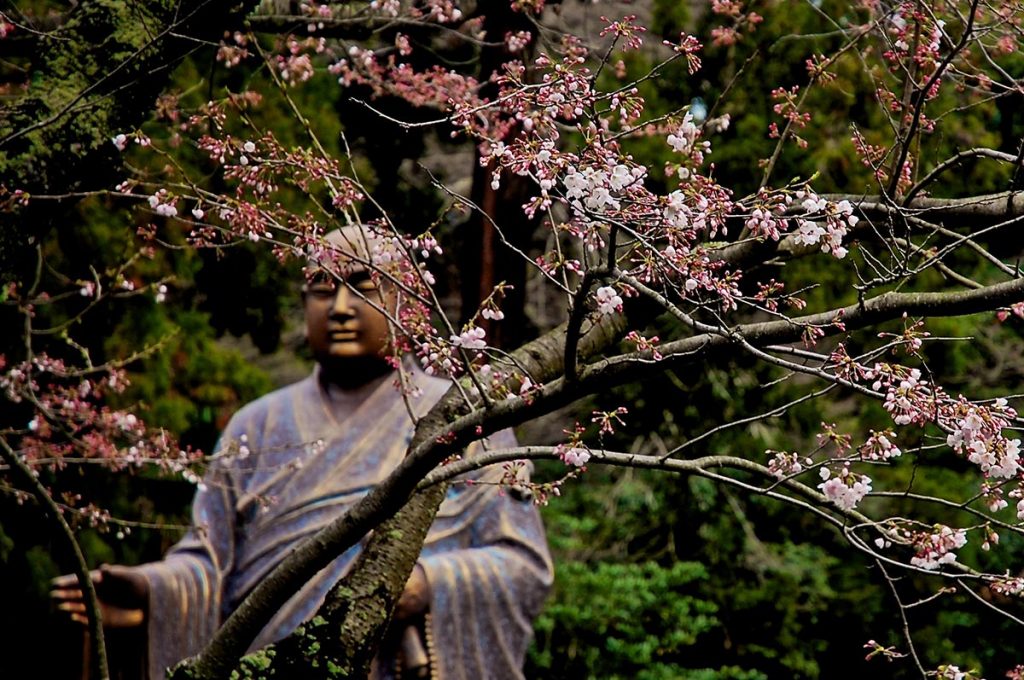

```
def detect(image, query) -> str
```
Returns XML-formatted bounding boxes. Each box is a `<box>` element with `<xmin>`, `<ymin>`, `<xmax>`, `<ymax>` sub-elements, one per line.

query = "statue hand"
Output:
<box><xmin>394</xmin><ymin>564</ymin><xmax>430</xmax><ymax>621</ymax></box>
<box><xmin>51</xmin><ymin>564</ymin><xmax>148</xmax><ymax>628</ymax></box>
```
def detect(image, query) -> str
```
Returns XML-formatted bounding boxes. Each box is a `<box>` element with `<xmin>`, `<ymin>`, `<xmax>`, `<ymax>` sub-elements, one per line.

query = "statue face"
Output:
<box><xmin>304</xmin><ymin>229</ymin><xmax>393</xmax><ymax>368</ymax></box>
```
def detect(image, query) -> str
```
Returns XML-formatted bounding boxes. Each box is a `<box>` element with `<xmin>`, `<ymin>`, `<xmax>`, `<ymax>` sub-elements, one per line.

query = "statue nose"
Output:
<box><xmin>332</xmin><ymin>286</ymin><xmax>356</xmax><ymax>316</ymax></box>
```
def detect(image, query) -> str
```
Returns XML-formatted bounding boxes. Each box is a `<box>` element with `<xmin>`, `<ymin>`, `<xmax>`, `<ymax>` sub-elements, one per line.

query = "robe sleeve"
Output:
<box><xmin>418</xmin><ymin>434</ymin><xmax>553</xmax><ymax>680</ymax></box>
<box><xmin>133</xmin><ymin>447</ymin><xmax>238</xmax><ymax>680</ymax></box>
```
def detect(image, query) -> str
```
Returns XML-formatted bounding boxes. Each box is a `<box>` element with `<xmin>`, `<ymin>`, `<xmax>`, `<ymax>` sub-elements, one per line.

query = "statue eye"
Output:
<box><xmin>349</xmin><ymin>274</ymin><xmax>379</xmax><ymax>293</ymax></box>
<box><xmin>306</xmin><ymin>282</ymin><xmax>336</xmax><ymax>298</ymax></box>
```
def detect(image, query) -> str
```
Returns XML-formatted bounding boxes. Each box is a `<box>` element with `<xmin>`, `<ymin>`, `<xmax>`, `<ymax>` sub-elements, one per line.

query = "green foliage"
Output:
<box><xmin>527</xmin><ymin>561</ymin><xmax>730</xmax><ymax>679</ymax></box>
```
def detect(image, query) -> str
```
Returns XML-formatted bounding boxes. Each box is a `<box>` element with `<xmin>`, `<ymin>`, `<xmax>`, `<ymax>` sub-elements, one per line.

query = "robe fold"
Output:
<box><xmin>136</xmin><ymin>365</ymin><xmax>552</xmax><ymax>680</ymax></box>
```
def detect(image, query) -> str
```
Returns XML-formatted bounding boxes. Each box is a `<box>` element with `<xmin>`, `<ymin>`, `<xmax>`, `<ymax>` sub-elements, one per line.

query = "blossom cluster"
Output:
<box><xmin>858</xmin><ymin>430</ymin><xmax>902</xmax><ymax>461</ymax></box>
<box><xmin>944</xmin><ymin>398</ymin><xmax>1021</xmax><ymax>481</ymax></box>
<box><xmin>594</xmin><ymin>286</ymin><xmax>623</xmax><ymax>316</ymax></box>
<box><xmin>868</xmin><ymin>365</ymin><xmax>936</xmax><ymax>426</ymax></box>
<box><xmin>743</xmin><ymin>191</ymin><xmax>790</xmax><ymax>242</ymax></box>
<box><xmin>1</xmin><ymin>353</ymin><xmax>190</xmax><ymax>476</ymax></box>
<box><xmin>909</xmin><ymin>525</ymin><xmax>968</xmax><ymax>570</ymax></box>
<box><xmin>275</xmin><ymin>37</ymin><xmax>325</xmax><ymax>85</ymax></box>
<box><xmin>818</xmin><ymin>464</ymin><xmax>872</xmax><ymax>511</ymax></box>
<box><xmin>791</xmin><ymin>193</ymin><xmax>858</xmax><ymax>259</ymax></box>
<box><xmin>557</xmin><ymin>445</ymin><xmax>591</xmax><ymax>467</ymax></box>
<box><xmin>767</xmin><ymin>450</ymin><xmax>810</xmax><ymax>478</ymax></box>
<box><xmin>852</xmin><ymin>359</ymin><xmax>1023</xmax><ymax>509</ymax></box>
<box><xmin>555</xmin><ymin>422</ymin><xmax>591</xmax><ymax>468</ymax></box>
<box><xmin>666</xmin><ymin>112</ymin><xmax>709</xmax><ymax>161</ymax></box>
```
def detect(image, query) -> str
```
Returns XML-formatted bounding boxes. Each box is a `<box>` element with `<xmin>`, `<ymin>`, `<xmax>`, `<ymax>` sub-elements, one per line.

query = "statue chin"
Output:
<box><xmin>317</xmin><ymin>353</ymin><xmax>392</xmax><ymax>387</ymax></box>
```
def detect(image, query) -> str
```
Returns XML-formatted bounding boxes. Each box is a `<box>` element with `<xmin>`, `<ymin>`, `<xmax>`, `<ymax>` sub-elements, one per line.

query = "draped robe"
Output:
<box><xmin>135</xmin><ymin>366</ymin><xmax>552</xmax><ymax>679</ymax></box>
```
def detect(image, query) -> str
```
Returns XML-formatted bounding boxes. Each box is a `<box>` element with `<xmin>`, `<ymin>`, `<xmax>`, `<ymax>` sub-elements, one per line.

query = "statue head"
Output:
<box><xmin>303</xmin><ymin>225</ymin><xmax>394</xmax><ymax>386</ymax></box>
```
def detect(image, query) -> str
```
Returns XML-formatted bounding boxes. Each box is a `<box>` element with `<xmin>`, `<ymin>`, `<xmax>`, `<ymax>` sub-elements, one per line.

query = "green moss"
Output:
<box><xmin>234</xmin><ymin>647</ymin><xmax>277</xmax><ymax>678</ymax></box>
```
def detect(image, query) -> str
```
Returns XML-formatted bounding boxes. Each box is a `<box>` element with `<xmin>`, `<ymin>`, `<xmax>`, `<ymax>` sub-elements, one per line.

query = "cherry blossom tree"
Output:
<box><xmin>3</xmin><ymin>1</ymin><xmax>1024</xmax><ymax>678</ymax></box>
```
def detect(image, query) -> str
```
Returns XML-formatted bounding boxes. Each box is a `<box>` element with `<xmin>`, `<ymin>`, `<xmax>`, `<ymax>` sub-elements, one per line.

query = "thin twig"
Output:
<box><xmin>0</xmin><ymin>437</ymin><xmax>109</xmax><ymax>680</ymax></box>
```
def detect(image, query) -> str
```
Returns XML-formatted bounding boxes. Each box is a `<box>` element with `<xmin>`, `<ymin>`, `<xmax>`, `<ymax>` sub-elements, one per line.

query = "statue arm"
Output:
<box><xmin>51</xmin><ymin>563</ymin><xmax>149</xmax><ymax>628</ymax></box>
<box><xmin>417</xmin><ymin>443</ymin><xmax>553</xmax><ymax>679</ymax></box>
<box><xmin>50</xmin><ymin>436</ymin><xmax>241</xmax><ymax>679</ymax></box>
<box><xmin>132</xmin><ymin>446</ymin><xmax>241</xmax><ymax>679</ymax></box>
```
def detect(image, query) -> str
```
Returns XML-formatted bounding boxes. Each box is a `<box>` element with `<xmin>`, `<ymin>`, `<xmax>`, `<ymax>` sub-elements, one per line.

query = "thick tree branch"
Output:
<box><xmin>483</xmin><ymin>276</ymin><xmax>1024</xmax><ymax>449</ymax></box>
<box><xmin>838</xmin><ymin>191</ymin><xmax>1024</xmax><ymax>222</ymax></box>
<box><xmin>715</xmin><ymin>191</ymin><xmax>1024</xmax><ymax>271</ymax></box>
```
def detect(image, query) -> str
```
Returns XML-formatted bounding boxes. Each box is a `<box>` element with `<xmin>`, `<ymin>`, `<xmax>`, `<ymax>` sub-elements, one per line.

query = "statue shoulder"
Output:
<box><xmin>222</xmin><ymin>374</ymin><xmax>316</xmax><ymax>437</ymax></box>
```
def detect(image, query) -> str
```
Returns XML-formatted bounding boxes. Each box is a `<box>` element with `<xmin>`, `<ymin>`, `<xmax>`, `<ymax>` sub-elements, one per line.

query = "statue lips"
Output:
<box><xmin>328</xmin><ymin>326</ymin><xmax>359</xmax><ymax>343</ymax></box>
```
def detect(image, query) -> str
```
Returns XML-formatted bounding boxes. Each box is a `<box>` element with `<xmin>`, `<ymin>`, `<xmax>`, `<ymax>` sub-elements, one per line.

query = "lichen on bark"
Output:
<box><xmin>0</xmin><ymin>0</ymin><xmax>258</xmax><ymax>275</ymax></box>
